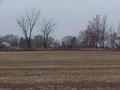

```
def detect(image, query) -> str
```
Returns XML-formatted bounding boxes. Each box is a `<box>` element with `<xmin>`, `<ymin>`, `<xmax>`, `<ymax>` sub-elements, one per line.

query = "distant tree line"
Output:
<box><xmin>0</xmin><ymin>9</ymin><xmax>120</xmax><ymax>50</ymax></box>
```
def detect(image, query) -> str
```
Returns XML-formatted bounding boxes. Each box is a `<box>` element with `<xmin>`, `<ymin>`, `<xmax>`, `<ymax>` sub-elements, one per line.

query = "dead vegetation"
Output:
<box><xmin>0</xmin><ymin>51</ymin><xmax>119</xmax><ymax>90</ymax></box>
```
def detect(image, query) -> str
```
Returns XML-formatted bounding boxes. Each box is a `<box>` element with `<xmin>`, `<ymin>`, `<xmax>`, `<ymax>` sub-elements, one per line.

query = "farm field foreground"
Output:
<box><xmin>0</xmin><ymin>51</ymin><xmax>119</xmax><ymax>90</ymax></box>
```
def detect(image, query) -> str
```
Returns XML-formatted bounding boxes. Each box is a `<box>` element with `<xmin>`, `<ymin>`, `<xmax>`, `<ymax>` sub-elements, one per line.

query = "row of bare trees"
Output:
<box><xmin>16</xmin><ymin>9</ymin><xmax>56</xmax><ymax>49</ymax></box>
<box><xmin>81</xmin><ymin>15</ymin><xmax>107</xmax><ymax>48</ymax></box>
<box><xmin>0</xmin><ymin>34</ymin><xmax>59</xmax><ymax>49</ymax></box>
<box><xmin>61</xmin><ymin>15</ymin><xmax>120</xmax><ymax>49</ymax></box>
<box><xmin>0</xmin><ymin>9</ymin><xmax>120</xmax><ymax>50</ymax></box>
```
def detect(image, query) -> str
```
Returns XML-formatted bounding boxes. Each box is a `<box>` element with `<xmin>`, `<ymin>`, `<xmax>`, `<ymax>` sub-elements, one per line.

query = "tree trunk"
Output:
<box><xmin>27</xmin><ymin>39</ymin><xmax>31</xmax><ymax>50</ymax></box>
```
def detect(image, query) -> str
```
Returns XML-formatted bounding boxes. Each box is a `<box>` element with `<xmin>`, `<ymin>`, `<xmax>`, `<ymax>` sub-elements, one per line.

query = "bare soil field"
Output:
<box><xmin>0</xmin><ymin>51</ymin><xmax>120</xmax><ymax>90</ymax></box>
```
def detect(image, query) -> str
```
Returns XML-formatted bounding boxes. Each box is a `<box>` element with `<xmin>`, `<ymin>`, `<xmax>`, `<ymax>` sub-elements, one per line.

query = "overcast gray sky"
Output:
<box><xmin>0</xmin><ymin>0</ymin><xmax>120</xmax><ymax>39</ymax></box>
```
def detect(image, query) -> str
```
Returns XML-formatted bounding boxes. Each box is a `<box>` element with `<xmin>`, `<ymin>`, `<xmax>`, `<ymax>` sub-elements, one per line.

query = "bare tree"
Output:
<box><xmin>17</xmin><ymin>9</ymin><xmax>40</xmax><ymax>49</ymax></box>
<box><xmin>109</xmin><ymin>27</ymin><xmax>118</xmax><ymax>48</ymax></box>
<box><xmin>34</xmin><ymin>35</ymin><xmax>44</xmax><ymax>48</ymax></box>
<box><xmin>117</xmin><ymin>23</ymin><xmax>120</xmax><ymax>48</ymax></box>
<box><xmin>100</xmin><ymin>16</ymin><xmax>107</xmax><ymax>48</ymax></box>
<box><xmin>40</xmin><ymin>19</ymin><xmax>56</xmax><ymax>49</ymax></box>
<box><xmin>19</xmin><ymin>37</ymin><xmax>26</xmax><ymax>48</ymax></box>
<box><xmin>47</xmin><ymin>37</ymin><xmax>55</xmax><ymax>48</ymax></box>
<box><xmin>62</xmin><ymin>36</ymin><xmax>77</xmax><ymax>49</ymax></box>
<box><xmin>2</xmin><ymin>34</ymin><xmax>19</xmax><ymax>48</ymax></box>
<box><xmin>83</xmin><ymin>15</ymin><xmax>107</xmax><ymax>48</ymax></box>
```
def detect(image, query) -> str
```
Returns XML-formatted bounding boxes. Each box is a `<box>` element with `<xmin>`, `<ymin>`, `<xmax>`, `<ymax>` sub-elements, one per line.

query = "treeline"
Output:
<box><xmin>0</xmin><ymin>9</ymin><xmax>120</xmax><ymax>50</ymax></box>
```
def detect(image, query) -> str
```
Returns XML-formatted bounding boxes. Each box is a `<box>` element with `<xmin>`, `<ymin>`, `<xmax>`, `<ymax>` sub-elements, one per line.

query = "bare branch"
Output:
<box><xmin>17</xmin><ymin>9</ymin><xmax>40</xmax><ymax>49</ymax></box>
<box><xmin>40</xmin><ymin>18</ymin><xmax>56</xmax><ymax>48</ymax></box>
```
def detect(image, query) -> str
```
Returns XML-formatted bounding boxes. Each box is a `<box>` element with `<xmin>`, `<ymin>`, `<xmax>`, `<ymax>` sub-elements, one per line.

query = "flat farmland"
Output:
<box><xmin>0</xmin><ymin>51</ymin><xmax>120</xmax><ymax>90</ymax></box>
